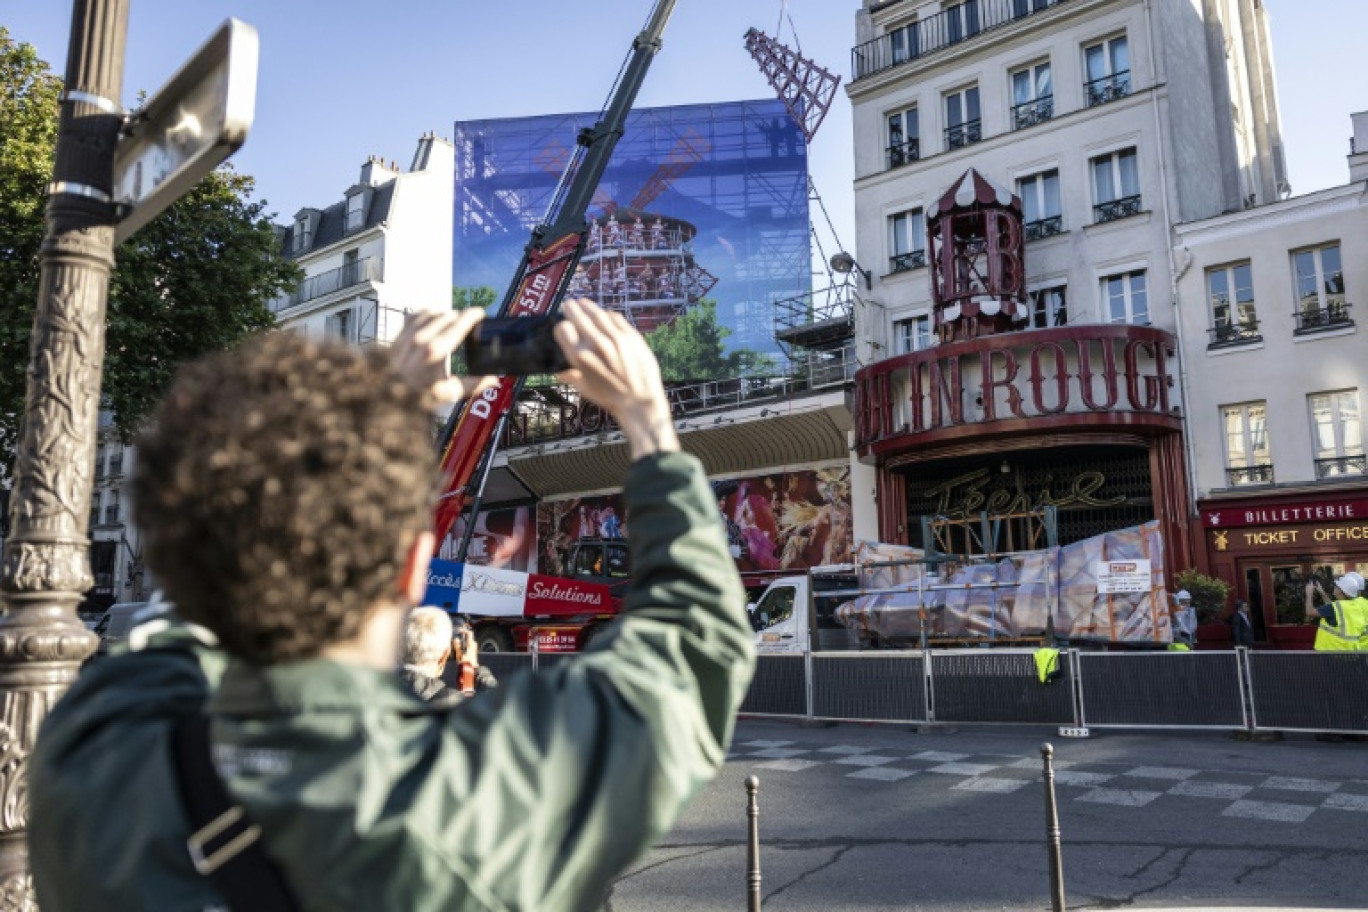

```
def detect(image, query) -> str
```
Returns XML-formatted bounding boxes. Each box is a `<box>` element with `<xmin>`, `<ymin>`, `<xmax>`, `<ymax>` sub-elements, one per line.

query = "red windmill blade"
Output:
<box><xmin>743</xmin><ymin>27</ymin><xmax>841</xmax><ymax>144</ymax></box>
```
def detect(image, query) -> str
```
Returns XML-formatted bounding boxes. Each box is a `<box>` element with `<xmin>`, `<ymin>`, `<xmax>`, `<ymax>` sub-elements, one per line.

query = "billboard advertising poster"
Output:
<box><xmin>453</xmin><ymin>100</ymin><xmax>810</xmax><ymax>379</ymax></box>
<box><xmin>437</xmin><ymin>505</ymin><xmax>536</xmax><ymax>572</ymax></box>
<box><xmin>424</xmin><ymin>560</ymin><xmax>527</xmax><ymax>618</ymax></box>
<box><xmin>536</xmin><ymin>465</ymin><xmax>852</xmax><ymax>578</ymax></box>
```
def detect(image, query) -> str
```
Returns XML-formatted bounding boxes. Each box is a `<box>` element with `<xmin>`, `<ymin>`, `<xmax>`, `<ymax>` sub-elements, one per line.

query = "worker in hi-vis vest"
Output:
<box><xmin>1304</xmin><ymin>571</ymin><xmax>1368</xmax><ymax>651</ymax></box>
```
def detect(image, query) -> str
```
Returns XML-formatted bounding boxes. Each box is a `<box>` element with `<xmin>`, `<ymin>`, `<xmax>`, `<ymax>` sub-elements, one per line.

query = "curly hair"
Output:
<box><xmin>132</xmin><ymin>332</ymin><xmax>437</xmax><ymax>664</ymax></box>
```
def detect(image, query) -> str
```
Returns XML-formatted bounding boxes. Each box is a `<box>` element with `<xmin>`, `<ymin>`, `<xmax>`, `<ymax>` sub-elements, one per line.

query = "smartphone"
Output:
<box><xmin>465</xmin><ymin>315</ymin><xmax>569</xmax><ymax>375</ymax></box>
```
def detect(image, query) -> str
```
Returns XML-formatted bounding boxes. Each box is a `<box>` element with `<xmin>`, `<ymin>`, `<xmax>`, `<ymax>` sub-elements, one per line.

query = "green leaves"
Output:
<box><xmin>0</xmin><ymin>29</ymin><xmax>301</xmax><ymax>458</ymax></box>
<box><xmin>643</xmin><ymin>299</ymin><xmax>773</xmax><ymax>381</ymax></box>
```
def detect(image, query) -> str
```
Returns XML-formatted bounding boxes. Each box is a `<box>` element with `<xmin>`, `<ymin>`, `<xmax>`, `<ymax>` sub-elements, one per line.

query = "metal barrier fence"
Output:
<box><xmin>736</xmin><ymin>649</ymin><xmax>1368</xmax><ymax>735</ymax></box>
<box><xmin>458</xmin><ymin>648</ymin><xmax>1368</xmax><ymax>736</ymax></box>
<box><xmin>1247</xmin><ymin>651</ymin><xmax>1368</xmax><ymax>733</ymax></box>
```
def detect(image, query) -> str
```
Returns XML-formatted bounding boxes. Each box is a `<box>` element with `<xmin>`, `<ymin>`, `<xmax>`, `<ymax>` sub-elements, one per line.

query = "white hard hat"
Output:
<box><xmin>1335</xmin><ymin>573</ymin><xmax>1364</xmax><ymax>598</ymax></box>
<box><xmin>1174</xmin><ymin>589</ymin><xmax>1192</xmax><ymax>603</ymax></box>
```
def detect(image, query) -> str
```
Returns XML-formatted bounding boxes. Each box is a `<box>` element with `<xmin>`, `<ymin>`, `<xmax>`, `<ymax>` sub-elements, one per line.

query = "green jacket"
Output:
<box><xmin>29</xmin><ymin>451</ymin><xmax>755</xmax><ymax>911</ymax></box>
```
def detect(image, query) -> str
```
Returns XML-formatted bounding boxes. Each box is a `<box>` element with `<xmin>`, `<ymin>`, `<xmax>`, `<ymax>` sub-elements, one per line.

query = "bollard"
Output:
<box><xmin>746</xmin><ymin>774</ymin><xmax>762</xmax><ymax>912</ymax></box>
<box><xmin>1041</xmin><ymin>744</ymin><xmax>1066</xmax><ymax>912</ymax></box>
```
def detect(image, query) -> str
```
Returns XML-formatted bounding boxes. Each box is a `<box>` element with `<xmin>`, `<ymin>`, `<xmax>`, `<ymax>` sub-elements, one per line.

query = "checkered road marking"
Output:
<box><xmin>727</xmin><ymin>739</ymin><xmax>1361</xmax><ymax>824</ymax></box>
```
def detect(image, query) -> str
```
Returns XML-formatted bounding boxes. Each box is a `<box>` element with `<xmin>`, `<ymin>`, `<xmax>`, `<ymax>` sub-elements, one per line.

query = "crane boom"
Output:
<box><xmin>434</xmin><ymin>0</ymin><xmax>679</xmax><ymax>549</ymax></box>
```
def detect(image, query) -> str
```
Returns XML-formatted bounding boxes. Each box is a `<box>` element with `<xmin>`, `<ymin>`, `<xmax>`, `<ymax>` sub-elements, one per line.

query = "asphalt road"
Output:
<box><xmin>606</xmin><ymin>720</ymin><xmax>1368</xmax><ymax>911</ymax></box>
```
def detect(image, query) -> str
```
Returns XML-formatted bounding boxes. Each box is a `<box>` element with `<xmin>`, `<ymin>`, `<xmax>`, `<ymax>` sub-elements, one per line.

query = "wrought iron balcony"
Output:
<box><xmin>1023</xmin><ymin>216</ymin><xmax>1062</xmax><ymax>241</ymax></box>
<box><xmin>1093</xmin><ymin>195</ymin><xmax>1142</xmax><ymax>223</ymax></box>
<box><xmin>851</xmin><ymin>0</ymin><xmax>1068</xmax><ymax>81</ymax></box>
<box><xmin>945</xmin><ymin>120</ymin><xmax>982</xmax><ymax>150</ymax></box>
<box><xmin>1227</xmin><ymin>465</ymin><xmax>1274</xmax><ymax>486</ymax></box>
<box><xmin>1207</xmin><ymin>320</ymin><xmax>1261</xmax><ymax>348</ymax></box>
<box><xmin>1316</xmin><ymin>455</ymin><xmax>1367</xmax><ymax>479</ymax></box>
<box><xmin>270</xmin><ymin>257</ymin><xmax>382</xmax><ymax>313</ymax></box>
<box><xmin>1085</xmin><ymin>71</ymin><xmax>1132</xmax><ymax>107</ymax></box>
<box><xmin>1012</xmin><ymin>96</ymin><xmax>1054</xmax><ymax>130</ymax></box>
<box><xmin>1294</xmin><ymin>302</ymin><xmax>1353</xmax><ymax>334</ymax></box>
<box><xmin>886</xmin><ymin>139</ymin><xmax>920</xmax><ymax>170</ymax></box>
<box><xmin>890</xmin><ymin>250</ymin><xmax>927</xmax><ymax>273</ymax></box>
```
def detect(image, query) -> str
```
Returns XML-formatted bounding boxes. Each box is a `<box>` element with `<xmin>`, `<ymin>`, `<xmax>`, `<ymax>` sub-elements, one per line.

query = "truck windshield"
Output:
<box><xmin>753</xmin><ymin>586</ymin><xmax>796</xmax><ymax>631</ymax></box>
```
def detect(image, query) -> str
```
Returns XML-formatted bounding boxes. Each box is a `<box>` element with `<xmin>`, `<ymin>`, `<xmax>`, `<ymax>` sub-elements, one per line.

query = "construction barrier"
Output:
<box><xmin>1077</xmin><ymin>651</ymin><xmax>1245</xmax><ymax>729</ymax></box>
<box><xmin>929</xmin><ymin>650</ymin><xmax>1076</xmax><ymax>725</ymax></box>
<box><xmin>811</xmin><ymin>652</ymin><xmax>928</xmax><ymax>723</ymax></box>
<box><xmin>740</xmin><ymin>655</ymin><xmax>808</xmax><ymax>716</ymax></box>
<box><xmin>1247</xmin><ymin>651</ymin><xmax>1368</xmax><ymax>734</ymax></box>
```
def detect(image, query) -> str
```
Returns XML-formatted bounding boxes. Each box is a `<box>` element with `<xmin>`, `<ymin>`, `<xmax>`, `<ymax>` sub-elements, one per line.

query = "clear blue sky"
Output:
<box><xmin>8</xmin><ymin>0</ymin><xmax>1366</xmax><ymax>252</ymax></box>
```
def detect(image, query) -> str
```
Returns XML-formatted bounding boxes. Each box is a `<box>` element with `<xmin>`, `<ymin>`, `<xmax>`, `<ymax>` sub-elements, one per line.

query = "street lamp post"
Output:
<box><xmin>0</xmin><ymin>0</ymin><xmax>129</xmax><ymax>896</ymax></box>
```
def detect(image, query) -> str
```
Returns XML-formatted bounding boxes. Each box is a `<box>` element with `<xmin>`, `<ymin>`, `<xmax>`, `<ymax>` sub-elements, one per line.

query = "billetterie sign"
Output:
<box><xmin>424</xmin><ymin>558</ymin><xmax>610</xmax><ymax>619</ymax></box>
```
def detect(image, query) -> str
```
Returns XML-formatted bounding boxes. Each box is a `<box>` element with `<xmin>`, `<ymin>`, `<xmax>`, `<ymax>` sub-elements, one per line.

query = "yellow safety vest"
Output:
<box><xmin>1034</xmin><ymin>648</ymin><xmax>1061</xmax><ymax>684</ymax></box>
<box><xmin>1313</xmin><ymin>596</ymin><xmax>1368</xmax><ymax>652</ymax></box>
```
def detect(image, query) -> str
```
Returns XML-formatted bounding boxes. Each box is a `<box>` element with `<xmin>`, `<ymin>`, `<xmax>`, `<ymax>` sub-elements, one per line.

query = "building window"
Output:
<box><xmin>94</xmin><ymin>446</ymin><xmax>105</xmax><ymax>480</ymax></box>
<box><xmin>1084</xmin><ymin>35</ymin><xmax>1131</xmax><ymax>106</ymax></box>
<box><xmin>897</xmin><ymin>315</ymin><xmax>933</xmax><ymax>354</ymax></box>
<box><xmin>944</xmin><ymin>86</ymin><xmax>981</xmax><ymax>150</ymax></box>
<box><xmin>108</xmin><ymin>446</ymin><xmax>123</xmax><ymax>476</ymax></box>
<box><xmin>292</xmin><ymin>217</ymin><xmax>310</xmax><ymax>253</ymax></box>
<box><xmin>1011</xmin><ymin>61</ymin><xmax>1053</xmax><ymax>129</ymax></box>
<box><xmin>1292</xmin><ymin>244</ymin><xmax>1350</xmax><ymax>332</ymax></box>
<box><xmin>1206</xmin><ymin>262</ymin><xmax>1260</xmax><ymax>347</ymax></box>
<box><xmin>945</xmin><ymin>0</ymin><xmax>981</xmax><ymax>43</ymax></box>
<box><xmin>886</xmin><ymin>107</ymin><xmax>919</xmax><ymax>169</ymax></box>
<box><xmin>1029</xmin><ymin>287</ymin><xmax>1067</xmax><ymax>328</ymax></box>
<box><xmin>1018</xmin><ymin>169</ymin><xmax>1062</xmax><ymax>240</ymax></box>
<box><xmin>1091</xmin><ymin>148</ymin><xmax>1141</xmax><ymax>222</ymax></box>
<box><xmin>104</xmin><ymin>489</ymin><xmax>120</xmax><ymax>526</ymax></box>
<box><xmin>345</xmin><ymin>193</ymin><xmax>365</xmax><ymax>234</ymax></box>
<box><xmin>1013</xmin><ymin>0</ymin><xmax>1054</xmax><ymax>14</ymax></box>
<box><xmin>888</xmin><ymin>209</ymin><xmax>926</xmax><ymax>273</ymax></box>
<box><xmin>1222</xmin><ymin>402</ymin><xmax>1273</xmax><ymax>486</ymax></box>
<box><xmin>1309</xmin><ymin>390</ymin><xmax>1365</xmax><ymax>478</ymax></box>
<box><xmin>89</xmin><ymin>493</ymin><xmax>100</xmax><ymax>530</ymax></box>
<box><xmin>1101</xmin><ymin>270</ymin><xmax>1148</xmax><ymax>325</ymax></box>
<box><xmin>327</xmin><ymin>308</ymin><xmax>354</xmax><ymax>343</ymax></box>
<box><xmin>889</xmin><ymin>20</ymin><xmax>919</xmax><ymax>64</ymax></box>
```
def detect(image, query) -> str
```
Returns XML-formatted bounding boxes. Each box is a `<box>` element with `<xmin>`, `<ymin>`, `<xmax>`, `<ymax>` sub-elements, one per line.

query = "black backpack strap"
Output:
<box><xmin>169</xmin><ymin>715</ymin><xmax>301</xmax><ymax>912</ymax></box>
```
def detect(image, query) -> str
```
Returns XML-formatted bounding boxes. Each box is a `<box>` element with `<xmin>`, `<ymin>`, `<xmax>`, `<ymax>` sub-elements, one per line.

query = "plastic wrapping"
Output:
<box><xmin>834</xmin><ymin>521</ymin><xmax>1171</xmax><ymax>645</ymax></box>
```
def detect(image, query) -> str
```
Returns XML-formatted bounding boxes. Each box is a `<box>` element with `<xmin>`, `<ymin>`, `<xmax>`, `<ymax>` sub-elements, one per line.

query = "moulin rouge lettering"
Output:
<box><xmin>856</xmin><ymin>331</ymin><xmax>1177</xmax><ymax>447</ymax></box>
<box><xmin>925</xmin><ymin>467</ymin><xmax>1125</xmax><ymax>519</ymax></box>
<box><xmin>529</xmin><ymin>581</ymin><xmax>602</xmax><ymax>606</ymax></box>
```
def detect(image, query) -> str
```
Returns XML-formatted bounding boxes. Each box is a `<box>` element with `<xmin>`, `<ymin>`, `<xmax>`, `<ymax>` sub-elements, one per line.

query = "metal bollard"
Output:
<box><xmin>746</xmin><ymin>774</ymin><xmax>762</xmax><ymax>911</ymax></box>
<box><xmin>1041</xmin><ymin>744</ymin><xmax>1066</xmax><ymax>912</ymax></box>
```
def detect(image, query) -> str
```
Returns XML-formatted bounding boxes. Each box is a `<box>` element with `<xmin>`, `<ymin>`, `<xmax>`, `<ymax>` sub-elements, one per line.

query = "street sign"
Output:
<box><xmin>112</xmin><ymin>19</ymin><xmax>258</xmax><ymax>244</ymax></box>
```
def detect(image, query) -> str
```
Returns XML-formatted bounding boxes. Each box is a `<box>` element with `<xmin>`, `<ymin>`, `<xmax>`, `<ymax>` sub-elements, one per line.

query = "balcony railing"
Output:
<box><xmin>1316</xmin><ymin>455</ymin><xmax>1367</xmax><ymax>479</ymax></box>
<box><xmin>1012</xmin><ymin>96</ymin><xmax>1054</xmax><ymax>130</ymax></box>
<box><xmin>886</xmin><ymin>138</ymin><xmax>920</xmax><ymax>169</ymax></box>
<box><xmin>1094</xmin><ymin>195</ymin><xmax>1142</xmax><ymax>223</ymax></box>
<box><xmin>1085</xmin><ymin>71</ymin><xmax>1132</xmax><ymax>107</ymax></box>
<box><xmin>1294</xmin><ymin>302</ymin><xmax>1353</xmax><ymax>334</ymax></box>
<box><xmin>1207</xmin><ymin>320</ymin><xmax>1261</xmax><ymax>348</ymax></box>
<box><xmin>1227</xmin><ymin>465</ymin><xmax>1274</xmax><ymax>486</ymax></box>
<box><xmin>270</xmin><ymin>257</ymin><xmax>381</xmax><ymax>313</ymax></box>
<box><xmin>945</xmin><ymin>120</ymin><xmax>982</xmax><ymax>150</ymax></box>
<box><xmin>890</xmin><ymin>250</ymin><xmax>927</xmax><ymax>273</ymax></box>
<box><xmin>1023</xmin><ymin>216</ymin><xmax>1063</xmax><ymax>241</ymax></box>
<box><xmin>851</xmin><ymin>0</ymin><xmax>1068</xmax><ymax>81</ymax></box>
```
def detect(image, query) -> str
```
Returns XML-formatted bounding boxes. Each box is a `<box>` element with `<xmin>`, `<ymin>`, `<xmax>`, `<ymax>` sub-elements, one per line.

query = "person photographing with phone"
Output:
<box><xmin>399</xmin><ymin>609</ymin><xmax>498</xmax><ymax>705</ymax></box>
<box><xmin>28</xmin><ymin>298</ymin><xmax>755</xmax><ymax>911</ymax></box>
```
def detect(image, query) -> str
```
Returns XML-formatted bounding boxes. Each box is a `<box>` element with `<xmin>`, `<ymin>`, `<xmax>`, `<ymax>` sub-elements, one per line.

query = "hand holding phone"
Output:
<box><xmin>464</xmin><ymin>315</ymin><xmax>569</xmax><ymax>376</ymax></box>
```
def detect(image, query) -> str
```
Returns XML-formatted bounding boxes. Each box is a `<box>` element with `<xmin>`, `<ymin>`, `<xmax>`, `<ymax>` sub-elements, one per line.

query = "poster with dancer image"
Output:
<box><xmin>536</xmin><ymin>465</ymin><xmax>852</xmax><ymax>579</ymax></box>
<box><xmin>437</xmin><ymin>505</ymin><xmax>537</xmax><ymax>573</ymax></box>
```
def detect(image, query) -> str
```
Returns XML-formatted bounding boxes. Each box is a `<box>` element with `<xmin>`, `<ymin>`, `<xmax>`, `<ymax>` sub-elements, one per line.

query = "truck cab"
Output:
<box><xmin>565</xmin><ymin>538</ymin><xmax>631</xmax><ymax>595</ymax></box>
<box><xmin>749</xmin><ymin>567</ymin><xmax>857</xmax><ymax>654</ymax></box>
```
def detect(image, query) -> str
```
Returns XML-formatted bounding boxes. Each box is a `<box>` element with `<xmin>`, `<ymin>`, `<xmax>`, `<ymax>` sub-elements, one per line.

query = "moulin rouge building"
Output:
<box><xmin>846</xmin><ymin>0</ymin><xmax>1290</xmax><ymax>582</ymax></box>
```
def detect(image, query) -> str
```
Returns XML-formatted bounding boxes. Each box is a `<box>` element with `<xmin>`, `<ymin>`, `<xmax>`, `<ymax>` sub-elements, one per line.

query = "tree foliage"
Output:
<box><xmin>452</xmin><ymin>285</ymin><xmax>497</xmax><ymax>311</ymax></box>
<box><xmin>644</xmin><ymin>299</ymin><xmax>773</xmax><ymax>381</ymax></box>
<box><xmin>0</xmin><ymin>29</ymin><xmax>300</xmax><ymax>459</ymax></box>
<box><xmin>1174</xmin><ymin>568</ymin><xmax>1231</xmax><ymax>625</ymax></box>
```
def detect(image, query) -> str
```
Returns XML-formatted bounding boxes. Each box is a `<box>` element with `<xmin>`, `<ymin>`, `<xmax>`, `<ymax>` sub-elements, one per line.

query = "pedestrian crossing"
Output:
<box><xmin>726</xmin><ymin>738</ymin><xmax>1368</xmax><ymax>825</ymax></box>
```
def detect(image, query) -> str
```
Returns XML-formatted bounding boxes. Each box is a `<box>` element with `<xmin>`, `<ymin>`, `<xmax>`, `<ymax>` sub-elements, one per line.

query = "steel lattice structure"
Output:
<box><xmin>743</xmin><ymin>28</ymin><xmax>841</xmax><ymax>143</ymax></box>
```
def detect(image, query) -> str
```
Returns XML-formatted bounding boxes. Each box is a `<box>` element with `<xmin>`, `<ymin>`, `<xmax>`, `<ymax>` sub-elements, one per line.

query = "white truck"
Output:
<box><xmin>748</xmin><ymin>567</ymin><xmax>857</xmax><ymax>654</ymax></box>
